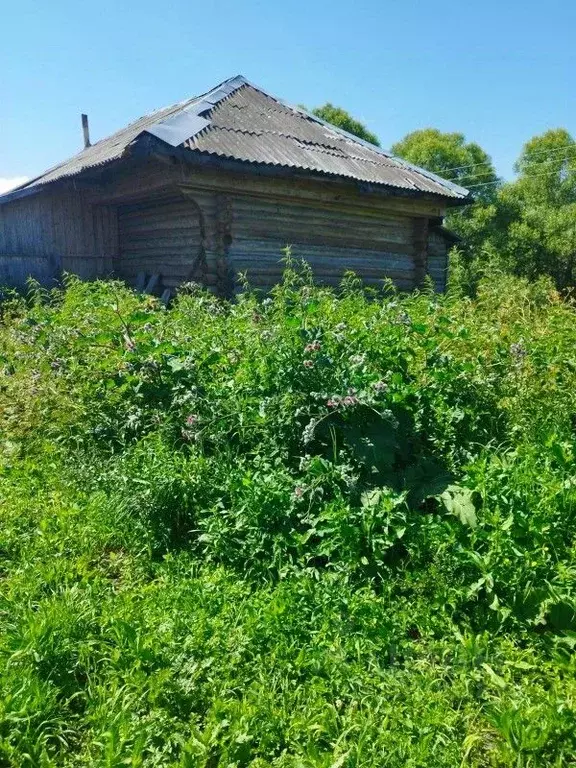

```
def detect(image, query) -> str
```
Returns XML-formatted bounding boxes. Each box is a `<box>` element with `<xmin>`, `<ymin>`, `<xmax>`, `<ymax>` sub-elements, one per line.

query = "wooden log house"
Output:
<box><xmin>0</xmin><ymin>76</ymin><xmax>470</xmax><ymax>296</ymax></box>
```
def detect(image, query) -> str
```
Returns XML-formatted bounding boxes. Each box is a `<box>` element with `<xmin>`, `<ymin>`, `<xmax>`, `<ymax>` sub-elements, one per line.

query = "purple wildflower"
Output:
<box><xmin>327</xmin><ymin>392</ymin><xmax>359</xmax><ymax>408</ymax></box>
<box><xmin>510</xmin><ymin>342</ymin><xmax>527</xmax><ymax>360</ymax></box>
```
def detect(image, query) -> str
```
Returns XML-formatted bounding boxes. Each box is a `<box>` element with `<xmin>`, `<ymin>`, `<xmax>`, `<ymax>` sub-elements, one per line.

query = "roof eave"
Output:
<box><xmin>0</xmin><ymin>131</ymin><xmax>471</xmax><ymax>207</ymax></box>
<box><xmin>0</xmin><ymin>182</ymin><xmax>47</xmax><ymax>205</ymax></box>
<box><xmin>134</xmin><ymin>134</ymin><xmax>470</xmax><ymax>204</ymax></box>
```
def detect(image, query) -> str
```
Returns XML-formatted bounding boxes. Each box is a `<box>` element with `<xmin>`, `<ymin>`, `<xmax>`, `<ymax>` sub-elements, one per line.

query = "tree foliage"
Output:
<box><xmin>311</xmin><ymin>102</ymin><xmax>381</xmax><ymax>146</ymax></box>
<box><xmin>393</xmin><ymin>126</ymin><xmax>576</xmax><ymax>291</ymax></box>
<box><xmin>391</xmin><ymin>128</ymin><xmax>499</xmax><ymax>202</ymax></box>
<box><xmin>492</xmin><ymin>130</ymin><xmax>576</xmax><ymax>286</ymax></box>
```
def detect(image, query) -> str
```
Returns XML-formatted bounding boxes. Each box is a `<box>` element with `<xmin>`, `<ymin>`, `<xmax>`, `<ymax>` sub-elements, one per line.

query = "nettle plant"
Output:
<box><xmin>44</xmin><ymin>270</ymin><xmax>497</xmax><ymax>482</ymax></box>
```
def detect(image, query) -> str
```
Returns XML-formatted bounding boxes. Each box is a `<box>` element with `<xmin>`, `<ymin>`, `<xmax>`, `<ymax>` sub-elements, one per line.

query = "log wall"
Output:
<box><xmin>0</xmin><ymin>157</ymin><xmax>450</xmax><ymax>293</ymax></box>
<box><xmin>229</xmin><ymin>196</ymin><xmax>416</xmax><ymax>291</ymax></box>
<box><xmin>117</xmin><ymin>195</ymin><xmax>206</xmax><ymax>289</ymax></box>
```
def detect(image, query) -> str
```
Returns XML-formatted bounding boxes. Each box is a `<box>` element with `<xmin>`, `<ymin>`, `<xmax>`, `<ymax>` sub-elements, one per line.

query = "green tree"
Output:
<box><xmin>391</xmin><ymin>128</ymin><xmax>499</xmax><ymax>203</ymax></box>
<box><xmin>311</xmin><ymin>103</ymin><xmax>380</xmax><ymax>146</ymax></box>
<box><xmin>391</xmin><ymin>129</ymin><xmax>502</xmax><ymax>293</ymax></box>
<box><xmin>492</xmin><ymin>129</ymin><xmax>576</xmax><ymax>287</ymax></box>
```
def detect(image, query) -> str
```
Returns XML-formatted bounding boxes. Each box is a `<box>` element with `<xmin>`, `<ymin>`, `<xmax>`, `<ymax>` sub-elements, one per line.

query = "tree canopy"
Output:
<box><xmin>391</xmin><ymin>128</ymin><xmax>499</xmax><ymax>203</ymax></box>
<box><xmin>392</xmin><ymin>126</ymin><xmax>576</xmax><ymax>291</ymax></box>
<box><xmin>492</xmin><ymin>130</ymin><xmax>576</xmax><ymax>286</ymax></box>
<box><xmin>311</xmin><ymin>103</ymin><xmax>380</xmax><ymax>146</ymax></box>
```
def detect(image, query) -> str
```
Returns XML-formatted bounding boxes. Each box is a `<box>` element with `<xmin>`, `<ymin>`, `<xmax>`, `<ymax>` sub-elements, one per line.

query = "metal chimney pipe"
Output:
<box><xmin>81</xmin><ymin>114</ymin><xmax>91</xmax><ymax>148</ymax></box>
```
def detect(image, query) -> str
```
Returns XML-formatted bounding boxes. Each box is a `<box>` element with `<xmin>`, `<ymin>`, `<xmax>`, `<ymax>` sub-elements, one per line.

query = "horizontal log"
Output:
<box><xmin>233</xmin><ymin>230</ymin><xmax>412</xmax><ymax>251</ymax></box>
<box><xmin>119</xmin><ymin>198</ymin><xmax>198</xmax><ymax>213</ymax></box>
<box><xmin>229</xmin><ymin>244</ymin><xmax>412</xmax><ymax>271</ymax></box>
<box><xmin>119</xmin><ymin>237</ymin><xmax>202</xmax><ymax>251</ymax></box>
<box><xmin>232</xmin><ymin>198</ymin><xmax>410</xmax><ymax>226</ymax></box>
<box><xmin>118</xmin><ymin>264</ymin><xmax>200</xmax><ymax>276</ymax></box>
<box><xmin>232</xmin><ymin>217</ymin><xmax>411</xmax><ymax>234</ymax></box>
<box><xmin>232</xmin><ymin>213</ymin><xmax>412</xmax><ymax>243</ymax></box>
<box><xmin>428</xmin><ymin>257</ymin><xmax>447</xmax><ymax>268</ymax></box>
<box><xmin>118</xmin><ymin>216</ymin><xmax>203</xmax><ymax>234</ymax></box>
<box><xmin>118</xmin><ymin>241</ymin><xmax>200</xmax><ymax>257</ymax></box>
<box><xmin>119</xmin><ymin>211</ymin><xmax>203</xmax><ymax>228</ymax></box>
<box><xmin>177</xmin><ymin>170</ymin><xmax>446</xmax><ymax>217</ymax></box>
<box><xmin>230</xmin><ymin>245</ymin><xmax>412</xmax><ymax>264</ymax></box>
<box><xmin>230</xmin><ymin>243</ymin><xmax>410</xmax><ymax>258</ymax></box>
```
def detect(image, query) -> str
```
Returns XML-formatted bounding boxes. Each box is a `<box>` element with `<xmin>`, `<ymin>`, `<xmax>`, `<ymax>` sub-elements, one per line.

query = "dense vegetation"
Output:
<box><xmin>392</xmin><ymin>128</ymin><xmax>576</xmax><ymax>293</ymax></box>
<box><xmin>1</xmin><ymin>266</ymin><xmax>576</xmax><ymax>766</ymax></box>
<box><xmin>312</xmin><ymin>104</ymin><xmax>576</xmax><ymax>292</ymax></box>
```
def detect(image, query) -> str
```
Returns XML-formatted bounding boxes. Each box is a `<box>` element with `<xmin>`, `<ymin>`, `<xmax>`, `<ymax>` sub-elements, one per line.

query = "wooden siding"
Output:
<box><xmin>0</xmin><ymin>189</ymin><xmax>117</xmax><ymax>286</ymax></box>
<box><xmin>0</xmin><ymin>196</ymin><xmax>52</xmax><ymax>256</ymax></box>
<box><xmin>0</xmin><ymin>196</ymin><xmax>58</xmax><ymax>286</ymax></box>
<box><xmin>52</xmin><ymin>191</ymin><xmax>115</xmax><ymax>279</ymax></box>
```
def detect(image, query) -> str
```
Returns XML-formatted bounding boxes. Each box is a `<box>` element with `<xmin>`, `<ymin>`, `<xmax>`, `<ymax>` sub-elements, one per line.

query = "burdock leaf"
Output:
<box><xmin>439</xmin><ymin>485</ymin><xmax>477</xmax><ymax>527</ymax></box>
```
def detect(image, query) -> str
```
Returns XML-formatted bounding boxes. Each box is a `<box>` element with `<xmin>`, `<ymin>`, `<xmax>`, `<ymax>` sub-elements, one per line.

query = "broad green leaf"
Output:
<box><xmin>439</xmin><ymin>484</ymin><xmax>477</xmax><ymax>527</ymax></box>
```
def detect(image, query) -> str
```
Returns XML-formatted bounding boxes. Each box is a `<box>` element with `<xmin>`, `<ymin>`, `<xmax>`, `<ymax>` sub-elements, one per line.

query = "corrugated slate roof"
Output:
<box><xmin>1</xmin><ymin>75</ymin><xmax>470</xmax><ymax>203</ymax></box>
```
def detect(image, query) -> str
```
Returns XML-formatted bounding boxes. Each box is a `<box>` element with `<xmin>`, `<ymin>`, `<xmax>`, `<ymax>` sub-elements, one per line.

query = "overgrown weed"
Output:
<box><xmin>1</xmin><ymin>266</ymin><xmax>575</xmax><ymax>765</ymax></box>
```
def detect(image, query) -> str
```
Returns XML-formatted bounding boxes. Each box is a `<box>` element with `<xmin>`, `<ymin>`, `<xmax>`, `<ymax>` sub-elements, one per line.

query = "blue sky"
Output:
<box><xmin>1</xmin><ymin>0</ymin><xmax>574</xmax><ymax>192</ymax></box>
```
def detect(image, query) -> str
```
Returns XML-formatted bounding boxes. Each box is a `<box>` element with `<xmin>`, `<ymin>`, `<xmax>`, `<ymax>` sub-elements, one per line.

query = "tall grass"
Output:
<box><xmin>1</xmin><ymin>265</ymin><xmax>575</xmax><ymax>766</ymax></box>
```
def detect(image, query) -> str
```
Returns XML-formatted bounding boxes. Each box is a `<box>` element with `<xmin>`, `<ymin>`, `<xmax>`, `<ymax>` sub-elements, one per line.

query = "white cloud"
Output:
<box><xmin>0</xmin><ymin>176</ymin><xmax>29</xmax><ymax>195</ymax></box>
